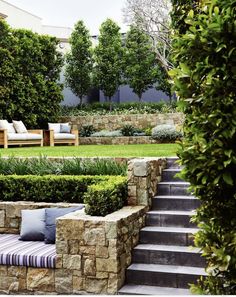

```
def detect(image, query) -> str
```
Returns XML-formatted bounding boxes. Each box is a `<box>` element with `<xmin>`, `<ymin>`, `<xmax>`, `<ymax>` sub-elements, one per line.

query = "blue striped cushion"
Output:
<box><xmin>0</xmin><ymin>234</ymin><xmax>56</xmax><ymax>268</ymax></box>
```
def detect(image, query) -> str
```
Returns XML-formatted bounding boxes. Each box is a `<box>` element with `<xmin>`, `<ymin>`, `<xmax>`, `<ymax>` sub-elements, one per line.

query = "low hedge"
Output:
<box><xmin>84</xmin><ymin>176</ymin><xmax>127</xmax><ymax>216</ymax></box>
<box><xmin>0</xmin><ymin>175</ymin><xmax>128</xmax><ymax>216</ymax></box>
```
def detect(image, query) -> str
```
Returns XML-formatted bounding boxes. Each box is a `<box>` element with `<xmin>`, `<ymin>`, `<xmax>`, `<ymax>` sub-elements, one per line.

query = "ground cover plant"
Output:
<box><xmin>0</xmin><ymin>144</ymin><xmax>178</xmax><ymax>157</ymax></box>
<box><xmin>60</xmin><ymin>101</ymin><xmax>177</xmax><ymax>116</ymax></box>
<box><xmin>0</xmin><ymin>157</ymin><xmax>127</xmax><ymax>176</ymax></box>
<box><xmin>171</xmin><ymin>0</ymin><xmax>236</xmax><ymax>294</ymax></box>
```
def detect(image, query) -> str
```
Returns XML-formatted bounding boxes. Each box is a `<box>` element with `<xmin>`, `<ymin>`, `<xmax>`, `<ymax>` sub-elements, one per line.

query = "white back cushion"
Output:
<box><xmin>13</xmin><ymin>120</ymin><xmax>28</xmax><ymax>133</ymax></box>
<box><xmin>48</xmin><ymin>123</ymin><xmax>61</xmax><ymax>133</ymax></box>
<box><xmin>0</xmin><ymin>120</ymin><xmax>16</xmax><ymax>133</ymax></box>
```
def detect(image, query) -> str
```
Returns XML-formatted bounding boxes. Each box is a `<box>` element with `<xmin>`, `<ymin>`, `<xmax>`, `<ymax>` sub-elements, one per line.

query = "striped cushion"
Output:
<box><xmin>0</xmin><ymin>234</ymin><xmax>56</xmax><ymax>268</ymax></box>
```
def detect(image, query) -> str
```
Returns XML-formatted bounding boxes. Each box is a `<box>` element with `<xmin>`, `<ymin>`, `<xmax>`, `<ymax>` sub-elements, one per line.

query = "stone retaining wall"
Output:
<box><xmin>0</xmin><ymin>201</ymin><xmax>82</xmax><ymax>234</ymax></box>
<box><xmin>61</xmin><ymin>112</ymin><xmax>184</xmax><ymax>131</ymax></box>
<box><xmin>0</xmin><ymin>203</ymin><xmax>146</xmax><ymax>294</ymax></box>
<box><xmin>127</xmin><ymin>158</ymin><xmax>167</xmax><ymax>207</ymax></box>
<box><xmin>80</xmin><ymin>136</ymin><xmax>163</xmax><ymax>145</ymax></box>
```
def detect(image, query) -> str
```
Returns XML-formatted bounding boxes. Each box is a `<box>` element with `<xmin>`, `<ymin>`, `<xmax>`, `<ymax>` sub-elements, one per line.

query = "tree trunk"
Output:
<box><xmin>109</xmin><ymin>97</ymin><xmax>112</xmax><ymax>111</ymax></box>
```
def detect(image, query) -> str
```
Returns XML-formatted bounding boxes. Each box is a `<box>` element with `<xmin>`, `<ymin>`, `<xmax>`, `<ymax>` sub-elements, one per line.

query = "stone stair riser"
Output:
<box><xmin>152</xmin><ymin>197</ymin><xmax>200</xmax><ymax>211</ymax></box>
<box><xmin>146</xmin><ymin>213</ymin><xmax>196</xmax><ymax>228</ymax></box>
<box><xmin>162</xmin><ymin>171</ymin><xmax>183</xmax><ymax>182</ymax></box>
<box><xmin>132</xmin><ymin>249</ymin><xmax>205</xmax><ymax>267</ymax></box>
<box><xmin>140</xmin><ymin>230</ymin><xmax>195</xmax><ymax>246</ymax></box>
<box><xmin>158</xmin><ymin>185</ymin><xmax>191</xmax><ymax>196</ymax></box>
<box><xmin>126</xmin><ymin>269</ymin><xmax>202</xmax><ymax>289</ymax></box>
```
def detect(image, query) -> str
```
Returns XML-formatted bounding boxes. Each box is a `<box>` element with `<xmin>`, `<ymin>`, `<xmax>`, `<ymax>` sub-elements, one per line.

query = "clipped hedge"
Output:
<box><xmin>84</xmin><ymin>176</ymin><xmax>127</xmax><ymax>216</ymax></box>
<box><xmin>0</xmin><ymin>175</ymin><xmax>128</xmax><ymax>216</ymax></box>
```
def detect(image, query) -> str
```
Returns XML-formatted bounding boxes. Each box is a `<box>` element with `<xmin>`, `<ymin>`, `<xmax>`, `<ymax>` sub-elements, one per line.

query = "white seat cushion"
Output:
<box><xmin>48</xmin><ymin>123</ymin><xmax>61</xmax><ymax>133</ymax></box>
<box><xmin>8</xmin><ymin>133</ymin><xmax>42</xmax><ymax>141</ymax></box>
<box><xmin>54</xmin><ymin>133</ymin><xmax>75</xmax><ymax>140</ymax></box>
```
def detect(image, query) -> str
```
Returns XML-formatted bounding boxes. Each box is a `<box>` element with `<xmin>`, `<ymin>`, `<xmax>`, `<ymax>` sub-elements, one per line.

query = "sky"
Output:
<box><xmin>6</xmin><ymin>0</ymin><xmax>128</xmax><ymax>35</ymax></box>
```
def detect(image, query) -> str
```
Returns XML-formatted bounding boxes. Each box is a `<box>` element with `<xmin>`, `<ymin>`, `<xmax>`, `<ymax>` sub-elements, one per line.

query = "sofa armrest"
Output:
<box><xmin>0</xmin><ymin>129</ymin><xmax>8</xmax><ymax>148</ymax></box>
<box><xmin>71</xmin><ymin>129</ymin><xmax>79</xmax><ymax>146</ymax></box>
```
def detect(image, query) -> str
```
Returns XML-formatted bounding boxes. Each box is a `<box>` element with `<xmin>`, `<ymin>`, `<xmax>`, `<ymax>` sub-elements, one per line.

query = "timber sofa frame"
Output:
<box><xmin>44</xmin><ymin>129</ymin><xmax>79</xmax><ymax>146</ymax></box>
<box><xmin>0</xmin><ymin>129</ymin><xmax>43</xmax><ymax>148</ymax></box>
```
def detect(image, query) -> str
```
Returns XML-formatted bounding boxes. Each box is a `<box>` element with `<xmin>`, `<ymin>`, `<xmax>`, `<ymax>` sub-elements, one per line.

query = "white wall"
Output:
<box><xmin>0</xmin><ymin>0</ymin><xmax>42</xmax><ymax>33</ymax></box>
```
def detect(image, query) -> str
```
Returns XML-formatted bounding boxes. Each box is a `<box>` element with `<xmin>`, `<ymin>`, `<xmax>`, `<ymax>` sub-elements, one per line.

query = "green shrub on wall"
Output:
<box><xmin>0</xmin><ymin>175</ymin><xmax>128</xmax><ymax>216</ymax></box>
<box><xmin>170</xmin><ymin>0</ymin><xmax>236</xmax><ymax>294</ymax></box>
<box><xmin>0</xmin><ymin>20</ymin><xmax>63</xmax><ymax>128</ymax></box>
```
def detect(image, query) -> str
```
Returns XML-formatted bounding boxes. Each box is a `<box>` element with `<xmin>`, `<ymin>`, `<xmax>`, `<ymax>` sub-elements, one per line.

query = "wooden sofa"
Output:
<box><xmin>44</xmin><ymin>129</ymin><xmax>79</xmax><ymax>147</ymax></box>
<box><xmin>0</xmin><ymin>129</ymin><xmax>43</xmax><ymax>148</ymax></box>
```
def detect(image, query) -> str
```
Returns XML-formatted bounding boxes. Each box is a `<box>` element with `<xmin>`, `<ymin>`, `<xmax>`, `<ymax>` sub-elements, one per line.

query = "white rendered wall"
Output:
<box><xmin>0</xmin><ymin>0</ymin><xmax>42</xmax><ymax>33</ymax></box>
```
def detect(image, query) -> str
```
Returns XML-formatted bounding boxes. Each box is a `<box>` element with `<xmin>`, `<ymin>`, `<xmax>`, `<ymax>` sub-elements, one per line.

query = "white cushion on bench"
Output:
<box><xmin>8</xmin><ymin>133</ymin><xmax>42</xmax><ymax>141</ymax></box>
<box><xmin>0</xmin><ymin>234</ymin><xmax>56</xmax><ymax>268</ymax></box>
<box><xmin>54</xmin><ymin>133</ymin><xmax>75</xmax><ymax>140</ymax></box>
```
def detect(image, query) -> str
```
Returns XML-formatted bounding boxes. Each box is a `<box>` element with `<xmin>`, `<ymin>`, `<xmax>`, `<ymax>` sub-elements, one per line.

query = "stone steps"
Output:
<box><xmin>132</xmin><ymin>244</ymin><xmax>205</xmax><ymax>267</ymax></box>
<box><xmin>146</xmin><ymin>210</ymin><xmax>196</xmax><ymax>228</ymax></box>
<box><xmin>126</xmin><ymin>263</ymin><xmax>207</xmax><ymax>288</ymax></box>
<box><xmin>118</xmin><ymin>158</ymin><xmax>204</xmax><ymax>295</ymax></box>
<box><xmin>119</xmin><ymin>284</ymin><xmax>191</xmax><ymax>295</ymax></box>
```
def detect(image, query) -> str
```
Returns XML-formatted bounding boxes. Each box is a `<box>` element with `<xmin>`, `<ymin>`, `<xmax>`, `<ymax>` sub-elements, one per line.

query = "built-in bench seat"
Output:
<box><xmin>0</xmin><ymin>234</ymin><xmax>56</xmax><ymax>269</ymax></box>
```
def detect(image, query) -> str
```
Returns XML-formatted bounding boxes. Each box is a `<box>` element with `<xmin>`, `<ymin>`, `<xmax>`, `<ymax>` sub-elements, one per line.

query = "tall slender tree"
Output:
<box><xmin>65</xmin><ymin>20</ymin><xmax>93</xmax><ymax>107</ymax></box>
<box><xmin>123</xmin><ymin>25</ymin><xmax>157</xmax><ymax>101</ymax></box>
<box><xmin>93</xmin><ymin>19</ymin><xmax>123</xmax><ymax>111</ymax></box>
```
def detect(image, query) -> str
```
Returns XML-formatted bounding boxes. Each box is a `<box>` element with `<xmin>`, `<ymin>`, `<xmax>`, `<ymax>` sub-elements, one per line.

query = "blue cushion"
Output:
<box><xmin>60</xmin><ymin>123</ymin><xmax>71</xmax><ymax>133</ymax></box>
<box><xmin>44</xmin><ymin>205</ymin><xmax>84</xmax><ymax>244</ymax></box>
<box><xmin>19</xmin><ymin>209</ymin><xmax>45</xmax><ymax>241</ymax></box>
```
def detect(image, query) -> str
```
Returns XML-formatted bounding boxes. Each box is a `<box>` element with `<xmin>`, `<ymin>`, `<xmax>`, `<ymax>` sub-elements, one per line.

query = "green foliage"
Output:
<box><xmin>0</xmin><ymin>20</ymin><xmax>63</xmax><ymax>128</ymax></box>
<box><xmin>123</xmin><ymin>25</ymin><xmax>157</xmax><ymax>101</ymax></box>
<box><xmin>154</xmin><ymin>65</ymin><xmax>172</xmax><ymax>102</ymax></box>
<box><xmin>0</xmin><ymin>157</ymin><xmax>127</xmax><ymax>176</ymax></box>
<box><xmin>91</xmin><ymin>130</ymin><xmax>122</xmax><ymax>137</ymax></box>
<box><xmin>65</xmin><ymin>21</ymin><xmax>93</xmax><ymax>107</ymax></box>
<box><xmin>84</xmin><ymin>176</ymin><xmax>127</xmax><ymax>216</ymax></box>
<box><xmin>80</xmin><ymin>125</ymin><xmax>96</xmax><ymax>137</ymax></box>
<box><xmin>60</xmin><ymin>101</ymin><xmax>177</xmax><ymax>116</ymax></box>
<box><xmin>170</xmin><ymin>0</ymin><xmax>236</xmax><ymax>294</ymax></box>
<box><xmin>93</xmin><ymin>19</ymin><xmax>123</xmax><ymax>110</ymax></box>
<box><xmin>151</xmin><ymin>124</ymin><xmax>182</xmax><ymax>142</ymax></box>
<box><xmin>0</xmin><ymin>174</ymin><xmax>127</xmax><ymax>216</ymax></box>
<box><xmin>121</xmin><ymin>124</ymin><xmax>136</xmax><ymax>136</ymax></box>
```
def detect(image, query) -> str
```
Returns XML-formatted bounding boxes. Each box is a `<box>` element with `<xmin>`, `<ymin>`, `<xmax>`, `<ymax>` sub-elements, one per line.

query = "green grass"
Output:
<box><xmin>0</xmin><ymin>144</ymin><xmax>178</xmax><ymax>158</ymax></box>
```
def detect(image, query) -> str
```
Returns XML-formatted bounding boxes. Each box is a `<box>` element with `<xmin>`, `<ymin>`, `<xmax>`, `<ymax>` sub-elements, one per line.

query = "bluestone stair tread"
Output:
<box><xmin>163</xmin><ymin>169</ymin><xmax>182</xmax><ymax>172</ymax></box>
<box><xmin>118</xmin><ymin>284</ymin><xmax>191</xmax><ymax>295</ymax></box>
<box><xmin>128</xmin><ymin>263</ymin><xmax>207</xmax><ymax>276</ymax></box>
<box><xmin>158</xmin><ymin>181</ymin><xmax>190</xmax><ymax>185</ymax></box>
<box><xmin>154</xmin><ymin>195</ymin><xmax>196</xmax><ymax>199</ymax></box>
<box><xmin>142</xmin><ymin>226</ymin><xmax>198</xmax><ymax>233</ymax></box>
<box><xmin>147</xmin><ymin>210</ymin><xmax>196</xmax><ymax>216</ymax></box>
<box><xmin>134</xmin><ymin>244</ymin><xmax>201</xmax><ymax>253</ymax></box>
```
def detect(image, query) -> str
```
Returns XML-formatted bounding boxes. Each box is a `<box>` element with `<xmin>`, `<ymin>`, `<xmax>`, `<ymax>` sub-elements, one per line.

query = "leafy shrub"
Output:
<box><xmin>0</xmin><ymin>175</ymin><xmax>102</xmax><ymax>203</ymax></box>
<box><xmin>121</xmin><ymin>125</ymin><xmax>136</xmax><ymax>136</ymax></box>
<box><xmin>60</xmin><ymin>101</ymin><xmax>177</xmax><ymax>117</ymax></box>
<box><xmin>84</xmin><ymin>176</ymin><xmax>127</xmax><ymax>216</ymax></box>
<box><xmin>0</xmin><ymin>20</ymin><xmax>63</xmax><ymax>128</ymax></box>
<box><xmin>91</xmin><ymin>130</ymin><xmax>122</xmax><ymax>137</ymax></box>
<box><xmin>151</xmin><ymin>124</ymin><xmax>183</xmax><ymax>142</ymax></box>
<box><xmin>80</xmin><ymin>125</ymin><xmax>96</xmax><ymax>137</ymax></box>
<box><xmin>0</xmin><ymin>175</ymin><xmax>128</xmax><ymax>216</ymax></box>
<box><xmin>144</xmin><ymin>127</ymin><xmax>152</xmax><ymax>136</ymax></box>
<box><xmin>170</xmin><ymin>0</ymin><xmax>236</xmax><ymax>294</ymax></box>
<box><xmin>0</xmin><ymin>157</ymin><xmax>127</xmax><ymax>176</ymax></box>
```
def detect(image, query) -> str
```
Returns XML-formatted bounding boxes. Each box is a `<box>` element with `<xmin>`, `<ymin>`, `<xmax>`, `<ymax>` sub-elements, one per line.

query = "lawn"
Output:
<box><xmin>0</xmin><ymin>144</ymin><xmax>178</xmax><ymax>157</ymax></box>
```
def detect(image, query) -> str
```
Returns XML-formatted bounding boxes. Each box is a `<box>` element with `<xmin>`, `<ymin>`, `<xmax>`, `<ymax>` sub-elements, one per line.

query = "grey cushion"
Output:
<box><xmin>19</xmin><ymin>209</ymin><xmax>45</xmax><ymax>241</ymax></box>
<box><xmin>60</xmin><ymin>123</ymin><xmax>71</xmax><ymax>133</ymax></box>
<box><xmin>8</xmin><ymin>133</ymin><xmax>42</xmax><ymax>141</ymax></box>
<box><xmin>44</xmin><ymin>205</ymin><xmax>84</xmax><ymax>244</ymax></box>
<box><xmin>54</xmin><ymin>133</ymin><xmax>75</xmax><ymax>140</ymax></box>
<box><xmin>13</xmin><ymin>120</ymin><xmax>28</xmax><ymax>133</ymax></box>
